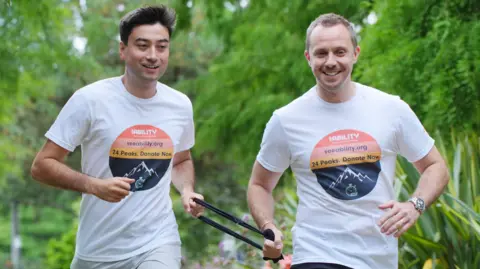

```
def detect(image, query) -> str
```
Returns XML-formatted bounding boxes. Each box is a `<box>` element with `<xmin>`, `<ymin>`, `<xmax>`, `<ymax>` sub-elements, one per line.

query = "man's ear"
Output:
<box><xmin>304</xmin><ymin>50</ymin><xmax>311</xmax><ymax>66</ymax></box>
<box><xmin>353</xmin><ymin>46</ymin><xmax>361</xmax><ymax>64</ymax></box>
<box><xmin>119</xmin><ymin>42</ymin><xmax>127</xmax><ymax>60</ymax></box>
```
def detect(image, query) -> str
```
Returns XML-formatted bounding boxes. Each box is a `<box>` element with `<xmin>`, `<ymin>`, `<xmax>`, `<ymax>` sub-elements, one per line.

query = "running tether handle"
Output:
<box><xmin>193</xmin><ymin>198</ymin><xmax>284</xmax><ymax>263</ymax></box>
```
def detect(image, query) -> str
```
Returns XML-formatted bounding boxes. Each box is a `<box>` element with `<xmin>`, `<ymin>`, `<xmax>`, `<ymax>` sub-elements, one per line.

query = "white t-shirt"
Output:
<box><xmin>257</xmin><ymin>83</ymin><xmax>434</xmax><ymax>269</ymax></box>
<box><xmin>45</xmin><ymin>76</ymin><xmax>194</xmax><ymax>262</ymax></box>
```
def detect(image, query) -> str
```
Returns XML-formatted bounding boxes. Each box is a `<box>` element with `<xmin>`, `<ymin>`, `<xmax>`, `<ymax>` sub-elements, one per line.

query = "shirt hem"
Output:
<box><xmin>74</xmin><ymin>238</ymin><xmax>181</xmax><ymax>262</ymax></box>
<box><xmin>292</xmin><ymin>257</ymin><xmax>358</xmax><ymax>269</ymax></box>
<box><xmin>45</xmin><ymin>132</ymin><xmax>76</xmax><ymax>152</ymax></box>
<box><xmin>177</xmin><ymin>142</ymin><xmax>194</xmax><ymax>153</ymax></box>
<box><xmin>256</xmin><ymin>156</ymin><xmax>286</xmax><ymax>173</ymax></box>
<box><xmin>407</xmin><ymin>138</ymin><xmax>435</xmax><ymax>163</ymax></box>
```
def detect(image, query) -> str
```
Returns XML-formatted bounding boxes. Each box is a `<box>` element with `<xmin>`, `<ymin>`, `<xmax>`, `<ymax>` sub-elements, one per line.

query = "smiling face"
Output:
<box><xmin>305</xmin><ymin>24</ymin><xmax>360</xmax><ymax>93</ymax></box>
<box><xmin>119</xmin><ymin>23</ymin><xmax>170</xmax><ymax>83</ymax></box>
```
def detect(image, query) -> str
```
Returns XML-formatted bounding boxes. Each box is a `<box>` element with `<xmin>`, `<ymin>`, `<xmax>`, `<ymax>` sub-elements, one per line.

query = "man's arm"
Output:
<box><xmin>31</xmin><ymin>140</ymin><xmax>133</xmax><ymax>202</ymax></box>
<box><xmin>378</xmin><ymin>146</ymin><xmax>449</xmax><ymax>237</ymax></box>
<box><xmin>411</xmin><ymin>146</ymin><xmax>449</xmax><ymax>207</ymax></box>
<box><xmin>247</xmin><ymin>160</ymin><xmax>284</xmax><ymax>258</ymax></box>
<box><xmin>31</xmin><ymin>140</ymin><xmax>96</xmax><ymax>193</ymax></box>
<box><xmin>171</xmin><ymin>150</ymin><xmax>195</xmax><ymax>194</ymax></box>
<box><xmin>247</xmin><ymin>161</ymin><xmax>283</xmax><ymax>229</ymax></box>
<box><xmin>171</xmin><ymin>150</ymin><xmax>203</xmax><ymax>216</ymax></box>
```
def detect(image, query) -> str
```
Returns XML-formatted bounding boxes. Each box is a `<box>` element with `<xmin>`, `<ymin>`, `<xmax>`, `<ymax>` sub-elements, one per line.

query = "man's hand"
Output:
<box><xmin>378</xmin><ymin>200</ymin><xmax>420</xmax><ymax>238</ymax></box>
<box><xmin>262</xmin><ymin>223</ymin><xmax>284</xmax><ymax>259</ymax></box>
<box><xmin>87</xmin><ymin>177</ymin><xmax>134</xmax><ymax>203</ymax></box>
<box><xmin>181</xmin><ymin>191</ymin><xmax>204</xmax><ymax>217</ymax></box>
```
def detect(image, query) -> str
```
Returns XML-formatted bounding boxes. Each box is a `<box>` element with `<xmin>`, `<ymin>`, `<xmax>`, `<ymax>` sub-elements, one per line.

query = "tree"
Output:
<box><xmin>354</xmin><ymin>0</ymin><xmax>480</xmax><ymax>134</ymax></box>
<box><xmin>0</xmin><ymin>0</ymin><xmax>96</xmax><ymax>266</ymax></box>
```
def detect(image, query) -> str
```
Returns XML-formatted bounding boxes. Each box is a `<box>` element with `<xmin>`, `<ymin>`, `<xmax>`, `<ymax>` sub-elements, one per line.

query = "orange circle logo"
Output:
<box><xmin>310</xmin><ymin>129</ymin><xmax>381</xmax><ymax>200</ymax></box>
<box><xmin>109</xmin><ymin>125</ymin><xmax>173</xmax><ymax>192</ymax></box>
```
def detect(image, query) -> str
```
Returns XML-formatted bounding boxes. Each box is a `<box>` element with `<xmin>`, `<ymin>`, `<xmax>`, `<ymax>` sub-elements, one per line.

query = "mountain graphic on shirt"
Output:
<box><xmin>124</xmin><ymin>161</ymin><xmax>160</xmax><ymax>179</ymax></box>
<box><xmin>124</xmin><ymin>161</ymin><xmax>160</xmax><ymax>191</ymax></box>
<box><xmin>329</xmin><ymin>167</ymin><xmax>374</xmax><ymax>190</ymax></box>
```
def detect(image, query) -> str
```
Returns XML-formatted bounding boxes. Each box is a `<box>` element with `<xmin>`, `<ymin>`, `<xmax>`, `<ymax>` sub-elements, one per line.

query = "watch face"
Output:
<box><xmin>417</xmin><ymin>198</ymin><xmax>425</xmax><ymax>211</ymax></box>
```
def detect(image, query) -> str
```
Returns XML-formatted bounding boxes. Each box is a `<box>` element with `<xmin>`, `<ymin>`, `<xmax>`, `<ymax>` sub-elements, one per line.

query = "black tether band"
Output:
<box><xmin>193</xmin><ymin>198</ymin><xmax>284</xmax><ymax>263</ymax></box>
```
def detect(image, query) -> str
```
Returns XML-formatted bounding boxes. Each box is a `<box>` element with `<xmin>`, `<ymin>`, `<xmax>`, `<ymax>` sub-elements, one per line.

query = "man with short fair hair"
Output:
<box><xmin>31</xmin><ymin>5</ymin><xmax>203</xmax><ymax>269</ymax></box>
<box><xmin>247</xmin><ymin>13</ymin><xmax>449</xmax><ymax>269</ymax></box>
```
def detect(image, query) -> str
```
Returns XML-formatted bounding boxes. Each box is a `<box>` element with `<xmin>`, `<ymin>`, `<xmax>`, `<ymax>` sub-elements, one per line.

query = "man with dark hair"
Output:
<box><xmin>31</xmin><ymin>5</ymin><xmax>202</xmax><ymax>269</ymax></box>
<box><xmin>247</xmin><ymin>13</ymin><xmax>449</xmax><ymax>269</ymax></box>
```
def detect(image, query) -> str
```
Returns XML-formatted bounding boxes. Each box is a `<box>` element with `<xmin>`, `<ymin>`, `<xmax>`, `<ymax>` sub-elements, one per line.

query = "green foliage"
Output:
<box><xmin>395</xmin><ymin>132</ymin><xmax>480</xmax><ymax>269</ymax></box>
<box><xmin>0</xmin><ymin>206</ymin><xmax>74</xmax><ymax>268</ymax></box>
<box><xmin>0</xmin><ymin>0</ymin><xmax>84</xmax><ymax>266</ymax></box>
<box><xmin>43</xmin><ymin>201</ymin><xmax>80</xmax><ymax>269</ymax></box>
<box><xmin>354</xmin><ymin>0</ymin><xmax>480</xmax><ymax>134</ymax></box>
<box><xmin>44</xmin><ymin>222</ymin><xmax>77</xmax><ymax>269</ymax></box>
<box><xmin>0</xmin><ymin>0</ymin><xmax>77</xmax><ymax>182</ymax></box>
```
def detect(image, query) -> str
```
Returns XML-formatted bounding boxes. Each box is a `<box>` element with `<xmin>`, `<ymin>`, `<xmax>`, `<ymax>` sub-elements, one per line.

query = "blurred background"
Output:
<box><xmin>0</xmin><ymin>0</ymin><xmax>479</xmax><ymax>268</ymax></box>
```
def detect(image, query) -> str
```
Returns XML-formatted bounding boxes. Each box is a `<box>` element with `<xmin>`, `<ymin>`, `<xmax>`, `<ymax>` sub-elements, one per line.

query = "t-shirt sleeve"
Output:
<box><xmin>45</xmin><ymin>91</ymin><xmax>92</xmax><ymax>152</ymax></box>
<box><xmin>256</xmin><ymin>113</ymin><xmax>291</xmax><ymax>173</ymax></box>
<box><xmin>394</xmin><ymin>98</ymin><xmax>434</xmax><ymax>162</ymax></box>
<box><xmin>177</xmin><ymin>99</ymin><xmax>195</xmax><ymax>152</ymax></box>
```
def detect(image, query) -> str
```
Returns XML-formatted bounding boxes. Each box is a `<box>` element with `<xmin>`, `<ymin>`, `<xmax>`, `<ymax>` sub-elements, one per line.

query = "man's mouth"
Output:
<box><xmin>322</xmin><ymin>71</ymin><xmax>341</xmax><ymax>76</ymax></box>
<box><xmin>142</xmin><ymin>64</ymin><xmax>160</xmax><ymax>70</ymax></box>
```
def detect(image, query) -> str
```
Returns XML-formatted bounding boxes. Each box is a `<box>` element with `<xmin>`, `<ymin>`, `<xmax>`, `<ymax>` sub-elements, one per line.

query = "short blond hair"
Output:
<box><xmin>305</xmin><ymin>13</ymin><xmax>358</xmax><ymax>51</ymax></box>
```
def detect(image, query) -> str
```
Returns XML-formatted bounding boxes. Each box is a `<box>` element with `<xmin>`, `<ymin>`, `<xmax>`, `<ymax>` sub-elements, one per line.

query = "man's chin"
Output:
<box><xmin>143</xmin><ymin>70</ymin><xmax>167</xmax><ymax>81</ymax></box>
<box><xmin>319</xmin><ymin>80</ymin><xmax>342</xmax><ymax>91</ymax></box>
<box><xmin>318</xmin><ymin>79</ymin><xmax>353</xmax><ymax>94</ymax></box>
<box><xmin>141</xmin><ymin>74</ymin><xmax>161</xmax><ymax>82</ymax></box>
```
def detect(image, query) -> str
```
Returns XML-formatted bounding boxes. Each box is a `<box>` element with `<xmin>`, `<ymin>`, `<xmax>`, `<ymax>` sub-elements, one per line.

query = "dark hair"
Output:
<box><xmin>119</xmin><ymin>5</ymin><xmax>176</xmax><ymax>45</ymax></box>
<box><xmin>305</xmin><ymin>13</ymin><xmax>357</xmax><ymax>51</ymax></box>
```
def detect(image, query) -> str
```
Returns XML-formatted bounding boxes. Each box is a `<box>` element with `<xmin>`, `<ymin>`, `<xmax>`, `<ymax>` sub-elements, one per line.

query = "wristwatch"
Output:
<box><xmin>408</xmin><ymin>197</ymin><xmax>426</xmax><ymax>213</ymax></box>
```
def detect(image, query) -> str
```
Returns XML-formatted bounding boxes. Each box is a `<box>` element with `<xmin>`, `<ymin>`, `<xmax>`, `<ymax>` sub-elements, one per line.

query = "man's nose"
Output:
<box><xmin>146</xmin><ymin>47</ymin><xmax>158</xmax><ymax>62</ymax></box>
<box><xmin>325</xmin><ymin>52</ymin><xmax>337</xmax><ymax>68</ymax></box>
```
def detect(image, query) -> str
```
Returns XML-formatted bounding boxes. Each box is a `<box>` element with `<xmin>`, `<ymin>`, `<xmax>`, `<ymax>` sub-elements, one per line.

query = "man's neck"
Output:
<box><xmin>122</xmin><ymin>72</ymin><xmax>157</xmax><ymax>99</ymax></box>
<box><xmin>317</xmin><ymin>81</ymin><xmax>356</xmax><ymax>104</ymax></box>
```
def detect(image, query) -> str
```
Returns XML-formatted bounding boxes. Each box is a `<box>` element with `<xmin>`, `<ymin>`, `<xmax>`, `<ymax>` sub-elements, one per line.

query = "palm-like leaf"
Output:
<box><xmin>397</xmin><ymin>132</ymin><xmax>480</xmax><ymax>269</ymax></box>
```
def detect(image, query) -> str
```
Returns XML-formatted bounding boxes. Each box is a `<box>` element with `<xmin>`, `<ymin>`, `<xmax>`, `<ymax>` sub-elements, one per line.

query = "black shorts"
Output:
<box><xmin>291</xmin><ymin>263</ymin><xmax>353</xmax><ymax>269</ymax></box>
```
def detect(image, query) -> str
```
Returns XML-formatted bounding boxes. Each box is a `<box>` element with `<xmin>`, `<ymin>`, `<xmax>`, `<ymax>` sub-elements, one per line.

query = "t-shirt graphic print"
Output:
<box><xmin>310</xmin><ymin>129</ymin><xmax>381</xmax><ymax>200</ymax></box>
<box><xmin>109</xmin><ymin>125</ymin><xmax>173</xmax><ymax>192</ymax></box>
